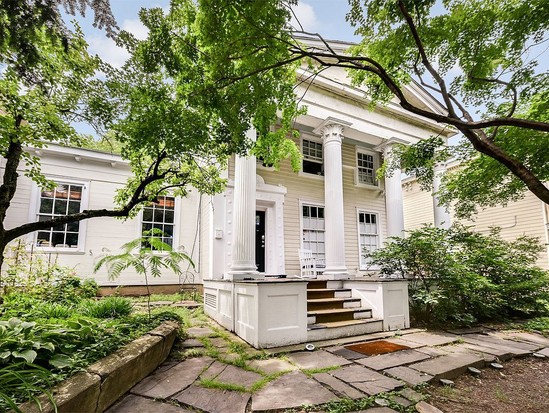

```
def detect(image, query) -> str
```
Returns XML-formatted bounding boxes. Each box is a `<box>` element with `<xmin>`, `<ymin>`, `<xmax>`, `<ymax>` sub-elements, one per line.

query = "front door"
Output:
<box><xmin>255</xmin><ymin>210</ymin><xmax>266</xmax><ymax>272</ymax></box>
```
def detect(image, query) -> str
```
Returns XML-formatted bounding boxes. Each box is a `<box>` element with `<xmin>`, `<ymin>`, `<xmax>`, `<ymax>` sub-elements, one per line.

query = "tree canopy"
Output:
<box><xmin>0</xmin><ymin>0</ymin><xmax>300</xmax><ymax>265</ymax></box>
<box><xmin>189</xmin><ymin>0</ymin><xmax>549</xmax><ymax>217</ymax></box>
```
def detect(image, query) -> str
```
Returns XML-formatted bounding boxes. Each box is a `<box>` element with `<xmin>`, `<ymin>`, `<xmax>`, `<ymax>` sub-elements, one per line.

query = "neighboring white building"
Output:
<box><xmin>3</xmin><ymin>39</ymin><xmax>454</xmax><ymax>347</ymax></box>
<box><xmin>403</xmin><ymin>162</ymin><xmax>549</xmax><ymax>270</ymax></box>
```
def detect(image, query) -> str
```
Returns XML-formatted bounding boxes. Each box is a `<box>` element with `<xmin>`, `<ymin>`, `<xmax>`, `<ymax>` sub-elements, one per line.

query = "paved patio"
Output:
<box><xmin>106</xmin><ymin>324</ymin><xmax>549</xmax><ymax>413</ymax></box>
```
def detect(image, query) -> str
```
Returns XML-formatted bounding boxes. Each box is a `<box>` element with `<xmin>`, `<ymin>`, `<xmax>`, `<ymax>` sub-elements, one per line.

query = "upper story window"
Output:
<box><xmin>356</xmin><ymin>149</ymin><xmax>378</xmax><ymax>186</ymax></box>
<box><xmin>141</xmin><ymin>196</ymin><xmax>175</xmax><ymax>250</ymax></box>
<box><xmin>302</xmin><ymin>138</ymin><xmax>324</xmax><ymax>176</ymax></box>
<box><xmin>36</xmin><ymin>183</ymin><xmax>84</xmax><ymax>249</ymax></box>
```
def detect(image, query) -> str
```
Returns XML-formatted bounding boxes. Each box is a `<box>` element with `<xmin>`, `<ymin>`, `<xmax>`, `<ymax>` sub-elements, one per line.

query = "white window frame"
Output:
<box><xmin>28</xmin><ymin>177</ymin><xmax>90</xmax><ymax>254</ymax></box>
<box><xmin>357</xmin><ymin>209</ymin><xmax>380</xmax><ymax>270</ymax></box>
<box><xmin>138</xmin><ymin>195</ymin><xmax>180</xmax><ymax>252</ymax></box>
<box><xmin>355</xmin><ymin>147</ymin><xmax>380</xmax><ymax>188</ymax></box>
<box><xmin>299</xmin><ymin>200</ymin><xmax>326</xmax><ymax>267</ymax></box>
<box><xmin>299</xmin><ymin>135</ymin><xmax>324</xmax><ymax>179</ymax></box>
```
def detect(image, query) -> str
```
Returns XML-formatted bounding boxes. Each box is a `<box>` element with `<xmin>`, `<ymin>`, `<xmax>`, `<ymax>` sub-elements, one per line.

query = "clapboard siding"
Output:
<box><xmin>3</xmin><ymin>149</ymin><xmax>201</xmax><ymax>285</ymax></box>
<box><xmin>402</xmin><ymin>178</ymin><xmax>549</xmax><ymax>269</ymax></box>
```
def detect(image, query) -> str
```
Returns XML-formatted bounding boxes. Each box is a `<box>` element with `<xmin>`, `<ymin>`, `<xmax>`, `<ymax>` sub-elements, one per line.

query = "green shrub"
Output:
<box><xmin>33</xmin><ymin>303</ymin><xmax>73</xmax><ymax>319</ymax></box>
<box><xmin>79</xmin><ymin>297</ymin><xmax>133</xmax><ymax>319</ymax></box>
<box><xmin>368</xmin><ymin>224</ymin><xmax>549</xmax><ymax>326</ymax></box>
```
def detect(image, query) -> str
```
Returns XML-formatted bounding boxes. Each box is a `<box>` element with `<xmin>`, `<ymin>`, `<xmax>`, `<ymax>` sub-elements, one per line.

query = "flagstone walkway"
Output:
<box><xmin>106</xmin><ymin>325</ymin><xmax>549</xmax><ymax>413</ymax></box>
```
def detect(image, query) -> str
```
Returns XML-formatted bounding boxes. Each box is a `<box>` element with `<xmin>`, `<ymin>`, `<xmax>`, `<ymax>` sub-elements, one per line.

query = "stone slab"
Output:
<box><xmin>446</xmin><ymin>327</ymin><xmax>488</xmax><ymax>335</ymax></box>
<box><xmin>414</xmin><ymin>346</ymin><xmax>449</xmax><ymax>357</ymax></box>
<box><xmin>398</xmin><ymin>331</ymin><xmax>459</xmax><ymax>347</ymax></box>
<box><xmin>538</xmin><ymin>347</ymin><xmax>549</xmax><ymax>357</ymax></box>
<box><xmin>383</xmin><ymin>366</ymin><xmax>434</xmax><ymax>386</ymax></box>
<box><xmin>331</xmin><ymin>365</ymin><xmax>403</xmax><ymax>395</ymax></box>
<box><xmin>106</xmin><ymin>394</ymin><xmax>192</xmax><ymax>412</ymax></box>
<box><xmin>464</xmin><ymin>333</ymin><xmax>539</xmax><ymax>351</ymax></box>
<box><xmin>252</xmin><ymin>371</ymin><xmax>337</xmax><ymax>412</ymax></box>
<box><xmin>492</xmin><ymin>331</ymin><xmax>549</xmax><ymax>347</ymax></box>
<box><xmin>457</xmin><ymin>342</ymin><xmax>513</xmax><ymax>360</ymax></box>
<box><xmin>410</xmin><ymin>353</ymin><xmax>485</xmax><ymax>379</ymax></box>
<box><xmin>215</xmin><ymin>364</ymin><xmax>263</xmax><ymax>389</ymax></box>
<box><xmin>175</xmin><ymin>384</ymin><xmax>250</xmax><ymax>413</ymax></box>
<box><xmin>88</xmin><ymin>335</ymin><xmax>164</xmax><ymax>413</ymax></box>
<box><xmin>326</xmin><ymin>345</ymin><xmax>366</xmax><ymax>360</ymax></box>
<box><xmin>353</xmin><ymin>409</ymin><xmax>398</xmax><ymax>413</ymax></box>
<box><xmin>443</xmin><ymin>344</ymin><xmax>497</xmax><ymax>362</ymax></box>
<box><xmin>131</xmin><ymin>357</ymin><xmax>213</xmax><ymax>398</ymax></box>
<box><xmin>356</xmin><ymin>349</ymin><xmax>430</xmax><ymax>371</ymax></box>
<box><xmin>200</xmin><ymin>360</ymin><xmax>227</xmax><ymax>380</ymax></box>
<box><xmin>179</xmin><ymin>338</ymin><xmax>205</xmax><ymax>348</ymax></box>
<box><xmin>18</xmin><ymin>371</ymin><xmax>100</xmax><ymax>413</ymax></box>
<box><xmin>147</xmin><ymin>321</ymin><xmax>179</xmax><ymax>362</ymax></box>
<box><xmin>186</xmin><ymin>326</ymin><xmax>216</xmax><ymax>338</ymax></box>
<box><xmin>247</xmin><ymin>358</ymin><xmax>297</xmax><ymax>375</ymax></box>
<box><xmin>313</xmin><ymin>372</ymin><xmax>366</xmax><ymax>400</ymax></box>
<box><xmin>416</xmin><ymin>401</ymin><xmax>445</xmax><ymax>413</ymax></box>
<box><xmin>389</xmin><ymin>395</ymin><xmax>412</xmax><ymax>407</ymax></box>
<box><xmin>460</xmin><ymin>335</ymin><xmax>532</xmax><ymax>356</ymax></box>
<box><xmin>287</xmin><ymin>350</ymin><xmax>352</xmax><ymax>369</ymax></box>
<box><xmin>381</xmin><ymin>337</ymin><xmax>424</xmax><ymax>349</ymax></box>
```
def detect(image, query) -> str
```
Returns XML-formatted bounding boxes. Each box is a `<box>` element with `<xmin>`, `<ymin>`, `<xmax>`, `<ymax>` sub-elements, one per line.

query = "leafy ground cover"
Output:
<box><xmin>0</xmin><ymin>269</ymin><xmax>191</xmax><ymax>412</ymax></box>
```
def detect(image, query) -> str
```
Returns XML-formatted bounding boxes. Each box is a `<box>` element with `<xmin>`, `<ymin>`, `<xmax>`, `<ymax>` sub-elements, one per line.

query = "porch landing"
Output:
<box><xmin>203</xmin><ymin>277</ymin><xmax>409</xmax><ymax>348</ymax></box>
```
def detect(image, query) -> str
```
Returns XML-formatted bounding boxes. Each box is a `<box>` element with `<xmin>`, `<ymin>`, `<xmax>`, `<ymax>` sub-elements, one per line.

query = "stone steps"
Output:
<box><xmin>307</xmin><ymin>318</ymin><xmax>383</xmax><ymax>341</ymax></box>
<box><xmin>308</xmin><ymin>307</ymin><xmax>373</xmax><ymax>324</ymax></box>
<box><xmin>307</xmin><ymin>288</ymin><xmax>353</xmax><ymax>299</ymax></box>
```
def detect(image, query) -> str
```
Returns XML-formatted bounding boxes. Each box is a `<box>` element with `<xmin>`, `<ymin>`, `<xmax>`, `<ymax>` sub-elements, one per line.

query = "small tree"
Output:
<box><xmin>94</xmin><ymin>229</ymin><xmax>193</xmax><ymax>320</ymax></box>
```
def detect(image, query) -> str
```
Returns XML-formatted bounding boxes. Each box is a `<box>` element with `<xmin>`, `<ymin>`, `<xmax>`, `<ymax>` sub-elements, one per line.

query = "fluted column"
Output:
<box><xmin>227</xmin><ymin>128</ymin><xmax>260</xmax><ymax>281</ymax></box>
<box><xmin>320</xmin><ymin>123</ymin><xmax>348</xmax><ymax>280</ymax></box>
<box><xmin>433</xmin><ymin>163</ymin><xmax>451</xmax><ymax>229</ymax></box>
<box><xmin>382</xmin><ymin>142</ymin><xmax>405</xmax><ymax>239</ymax></box>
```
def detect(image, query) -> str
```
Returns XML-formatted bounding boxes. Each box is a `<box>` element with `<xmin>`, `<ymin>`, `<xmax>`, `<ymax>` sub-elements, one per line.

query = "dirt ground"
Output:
<box><xmin>427</xmin><ymin>357</ymin><xmax>549</xmax><ymax>413</ymax></box>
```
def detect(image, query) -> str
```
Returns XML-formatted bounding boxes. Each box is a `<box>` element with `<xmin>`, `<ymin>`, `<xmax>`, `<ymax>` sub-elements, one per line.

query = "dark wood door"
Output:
<box><xmin>255</xmin><ymin>210</ymin><xmax>266</xmax><ymax>273</ymax></box>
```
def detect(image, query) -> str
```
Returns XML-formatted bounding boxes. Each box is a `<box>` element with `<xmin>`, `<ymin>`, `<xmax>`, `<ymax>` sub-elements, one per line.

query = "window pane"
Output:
<box><xmin>67</xmin><ymin>222</ymin><xmax>80</xmax><ymax>232</ymax></box>
<box><xmin>52</xmin><ymin>232</ymin><xmax>66</xmax><ymax>247</ymax></box>
<box><xmin>40</xmin><ymin>199</ymin><xmax>53</xmax><ymax>214</ymax></box>
<box><xmin>164</xmin><ymin>210</ymin><xmax>174</xmax><ymax>224</ymax></box>
<box><xmin>66</xmin><ymin>233</ymin><xmax>78</xmax><ymax>247</ymax></box>
<box><xmin>67</xmin><ymin>201</ymin><xmax>80</xmax><ymax>214</ymax></box>
<box><xmin>53</xmin><ymin>200</ymin><xmax>67</xmax><ymax>215</ymax></box>
<box><xmin>143</xmin><ymin>207</ymin><xmax>153</xmax><ymax>222</ymax></box>
<box><xmin>302</xmin><ymin>204</ymin><xmax>325</xmax><ymax>262</ymax></box>
<box><xmin>69</xmin><ymin>185</ymin><xmax>82</xmax><ymax>200</ymax></box>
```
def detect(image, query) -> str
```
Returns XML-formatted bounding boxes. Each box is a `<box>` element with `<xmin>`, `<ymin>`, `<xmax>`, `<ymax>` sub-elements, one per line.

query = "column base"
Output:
<box><xmin>225</xmin><ymin>271</ymin><xmax>264</xmax><ymax>281</ymax></box>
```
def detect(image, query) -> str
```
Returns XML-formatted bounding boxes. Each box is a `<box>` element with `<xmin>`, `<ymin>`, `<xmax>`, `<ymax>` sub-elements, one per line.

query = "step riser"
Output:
<box><xmin>307</xmin><ymin>300</ymin><xmax>361</xmax><ymax>311</ymax></box>
<box><xmin>307</xmin><ymin>281</ymin><xmax>328</xmax><ymax>289</ymax></box>
<box><xmin>307</xmin><ymin>290</ymin><xmax>335</xmax><ymax>299</ymax></box>
<box><xmin>307</xmin><ymin>319</ymin><xmax>383</xmax><ymax>341</ymax></box>
<box><xmin>314</xmin><ymin>310</ymin><xmax>372</xmax><ymax>324</ymax></box>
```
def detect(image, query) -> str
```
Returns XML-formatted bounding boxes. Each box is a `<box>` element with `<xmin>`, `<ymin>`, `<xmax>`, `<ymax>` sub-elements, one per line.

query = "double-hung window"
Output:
<box><xmin>36</xmin><ymin>182</ymin><xmax>84</xmax><ymax>249</ymax></box>
<box><xmin>302</xmin><ymin>138</ymin><xmax>324</xmax><ymax>176</ymax></box>
<box><xmin>141</xmin><ymin>196</ymin><xmax>175</xmax><ymax>250</ymax></box>
<box><xmin>302</xmin><ymin>204</ymin><xmax>325</xmax><ymax>266</ymax></box>
<box><xmin>358</xmin><ymin>211</ymin><xmax>379</xmax><ymax>269</ymax></box>
<box><xmin>356</xmin><ymin>149</ymin><xmax>378</xmax><ymax>186</ymax></box>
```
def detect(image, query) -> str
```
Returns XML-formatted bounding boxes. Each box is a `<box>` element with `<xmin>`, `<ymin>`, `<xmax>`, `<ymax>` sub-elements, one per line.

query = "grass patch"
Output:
<box><xmin>199</xmin><ymin>378</ymin><xmax>247</xmax><ymax>392</ymax></box>
<box><xmin>301</xmin><ymin>365</ymin><xmax>341</xmax><ymax>377</ymax></box>
<box><xmin>522</xmin><ymin>317</ymin><xmax>549</xmax><ymax>336</ymax></box>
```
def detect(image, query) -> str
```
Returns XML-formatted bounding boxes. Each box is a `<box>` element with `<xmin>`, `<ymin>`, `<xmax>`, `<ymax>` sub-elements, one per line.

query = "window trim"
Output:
<box><xmin>137</xmin><ymin>195</ymin><xmax>180</xmax><ymax>252</ymax></box>
<box><xmin>28</xmin><ymin>177</ymin><xmax>90</xmax><ymax>254</ymax></box>
<box><xmin>356</xmin><ymin>209</ymin><xmax>381</xmax><ymax>270</ymax></box>
<box><xmin>355</xmin><ymin>147</ymin><xmax>380</xmax><ymax>189</ymax></box>
<box><xmin>300</xmin><ymin>135</ymin><xmax>325</xmax><ymax>178</ymax></box>
<box><xmin>299</xmin><ymin>200</ymin><xmax>326</xmax><ymax>266</ymax></box>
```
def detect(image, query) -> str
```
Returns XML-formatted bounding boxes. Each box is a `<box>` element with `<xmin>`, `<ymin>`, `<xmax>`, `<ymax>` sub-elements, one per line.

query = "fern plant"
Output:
<box><xmin>94</xmin><ymin>229</ymin><xmax>193</xmax><ymax>320</ymax></box>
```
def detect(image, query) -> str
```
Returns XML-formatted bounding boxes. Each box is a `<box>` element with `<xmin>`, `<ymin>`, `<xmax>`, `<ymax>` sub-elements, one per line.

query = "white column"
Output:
<box><xmin>383</xmin><ymin>143</ymin><xmax>405</xmax><ymax>239</ymax></box>
<box><xmin>227</xmin><ymin>129</ymin><xmax>261</xmax><ymax>281</ymax></box>
<box><xmin>320</xmin><ymin>123</ymin><xmax>348</xmax><ymax>280</ymax></box>
<box><xmin>433</xmin><ymin>163</ymin><xmax>451</xmax><ymax>229</ymax></box>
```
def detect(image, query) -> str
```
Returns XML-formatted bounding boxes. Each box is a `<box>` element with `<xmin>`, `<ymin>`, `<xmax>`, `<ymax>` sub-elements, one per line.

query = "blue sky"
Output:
<box><xmin>76</xmin><ymin>1</ymin><xmax>359</xmax><ymax>67</ymax></box>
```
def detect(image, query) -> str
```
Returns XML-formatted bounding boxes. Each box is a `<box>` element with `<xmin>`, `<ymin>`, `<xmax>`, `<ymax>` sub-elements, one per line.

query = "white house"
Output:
<box><xmin>2</xmin><ymin>39</ymin><xmax>453</xmax><ymax>347</ymax></box>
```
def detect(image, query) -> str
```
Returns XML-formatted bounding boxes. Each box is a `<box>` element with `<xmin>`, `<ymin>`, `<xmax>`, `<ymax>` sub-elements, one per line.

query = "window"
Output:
<box><xmin>302</xmin><ymin>204</ymin><xmax>325</xmax><ymax>266</ymax></box>
<box><xmin>358</xmin><ymin>212</ymin><xmax>379</xmax><ymax>269</ymax></box>
<box><xmin>36</xmin><ymin>183</ymin><xmax>84</xmax><ymax>248</ymax></box>
<box><xmin>141</xmin><ymin>196</ymin><xmax>175</xmax><ymax>250</ymax></box>
<box><xmin>302</xmin><ymin>138</ymin><xmax>324</xmax><ymax>175</ymax></box>
<box><xmin>356</xmin><ymin>150</ymin><xmax>378</xmax><ymax>186</ymax></box>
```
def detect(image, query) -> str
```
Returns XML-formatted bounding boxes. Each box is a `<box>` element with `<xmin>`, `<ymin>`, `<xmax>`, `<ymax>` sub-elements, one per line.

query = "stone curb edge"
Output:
<box><xmin>17</xmin><ymin>320</ymin><xmax>180</xmax><ymax>413</ymax></box>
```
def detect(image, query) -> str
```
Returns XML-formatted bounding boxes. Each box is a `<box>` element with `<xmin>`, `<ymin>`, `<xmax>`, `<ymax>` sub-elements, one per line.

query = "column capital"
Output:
<box><xmin>313</xmin><ymin>117</ymin><xmax>352</xmax><ymax>142</ymax></box>
<box><xmin>374</xmin><ymin>137</ymin><xmax>409</xmax><ymax>155</ymax></box>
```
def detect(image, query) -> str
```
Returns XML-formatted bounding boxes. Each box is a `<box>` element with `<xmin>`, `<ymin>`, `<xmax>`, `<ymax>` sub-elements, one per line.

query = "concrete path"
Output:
<box><xmin>106</xmin><ymin>325</ymin><xmax>549</xmax><ymax>413</ymax></box>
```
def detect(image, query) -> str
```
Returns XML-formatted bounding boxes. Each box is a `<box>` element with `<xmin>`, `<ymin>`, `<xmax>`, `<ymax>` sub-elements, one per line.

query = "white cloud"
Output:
<box><xmin>87</xmin><ymin>18</ymin><xmax>149</xmax><ymax>67</ymax></box>
<box><xmin>290</xmin><ymin>1</ymin><xmax>319</xmax><ymax>32</ymax></box>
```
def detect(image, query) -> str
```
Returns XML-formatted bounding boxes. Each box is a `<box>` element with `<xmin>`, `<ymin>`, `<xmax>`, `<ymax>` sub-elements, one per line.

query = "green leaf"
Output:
<box><xmin>0</xmin><ymin>351</ymin><xmax>11</xmax><ymax>360</ymax></box>
<box><xmin>12</xmin><ymin>349</ymin><xmax>37</xmax><ymax>363</ymax></box>
<box><xmin>49</xmin><ymin>354</ymin><xmax>73</xmax><ymax>369</ymax></box>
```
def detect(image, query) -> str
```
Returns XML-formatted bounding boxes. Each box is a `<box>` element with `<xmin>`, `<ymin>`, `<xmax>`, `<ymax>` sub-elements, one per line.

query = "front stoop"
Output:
<box><xmin>306</xmin><ymin>280</ymin><xmax>383</xmax><ymax>341</ymax></box>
